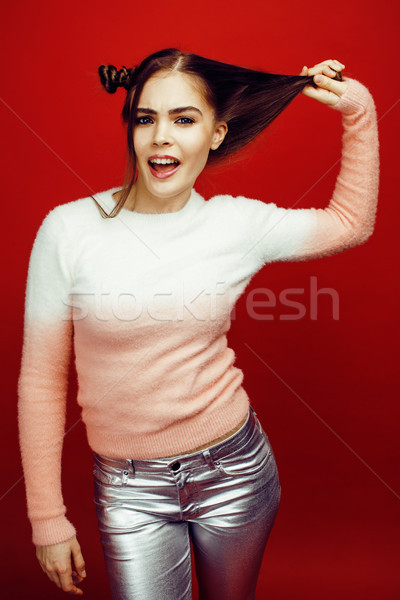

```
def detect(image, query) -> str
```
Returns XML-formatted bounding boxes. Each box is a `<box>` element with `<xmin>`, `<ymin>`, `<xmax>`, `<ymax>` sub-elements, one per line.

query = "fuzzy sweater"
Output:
<box><xmin>17</xmin><ymin>77</ymin><xmax>379</xmax><ymax>546</ymax></box>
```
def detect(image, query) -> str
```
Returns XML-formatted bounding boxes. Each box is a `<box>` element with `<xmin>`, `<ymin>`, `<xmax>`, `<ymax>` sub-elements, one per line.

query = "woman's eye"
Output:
<box><xmin>135</xmin><ymin>116</ymin><xmax>153</xmax><ymax>125</ymax></box>
<box><xmin>176</xmin><ymin>117</ymin><xmax>195</xmax><ymax>125</ymax></box>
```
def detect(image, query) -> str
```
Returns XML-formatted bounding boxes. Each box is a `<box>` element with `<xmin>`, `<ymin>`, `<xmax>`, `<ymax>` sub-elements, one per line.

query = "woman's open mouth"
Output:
<box><xmin>148</xmin><ymin>157</ymin><xmax>181</xmax><ymax>179</ymax></box>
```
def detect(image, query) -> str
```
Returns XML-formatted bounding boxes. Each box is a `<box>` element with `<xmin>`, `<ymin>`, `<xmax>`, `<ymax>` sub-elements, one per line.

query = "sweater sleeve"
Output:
<box><xmin>17</xmin><ymin>207</ymin><xmax>77</xmax><ymax>546</ymax></box>
<box><xmin>233</xmin><ymin>76</ymin><xmax>379</xmax><ymax>265</ymax></box>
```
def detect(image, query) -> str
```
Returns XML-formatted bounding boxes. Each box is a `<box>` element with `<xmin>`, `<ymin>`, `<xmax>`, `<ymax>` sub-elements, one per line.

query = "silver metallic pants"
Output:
<box><xmin>93</xmin><ymin>408</ymin><xmax>281</xmax><ymax>600</ymax></box>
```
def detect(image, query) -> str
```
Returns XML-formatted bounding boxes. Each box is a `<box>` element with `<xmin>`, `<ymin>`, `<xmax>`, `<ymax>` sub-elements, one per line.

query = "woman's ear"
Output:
<box><xmin>210</xmin><ymin>121</ymin><xmax>228</xmax><ymax>150</ymax></box>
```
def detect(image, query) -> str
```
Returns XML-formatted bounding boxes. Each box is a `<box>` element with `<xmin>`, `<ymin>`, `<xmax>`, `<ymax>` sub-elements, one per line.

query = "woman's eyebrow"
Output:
<box><xmin>137</xmin><ymin>106</ymin><xmax>203</xmax><ymax>116</ymax></box>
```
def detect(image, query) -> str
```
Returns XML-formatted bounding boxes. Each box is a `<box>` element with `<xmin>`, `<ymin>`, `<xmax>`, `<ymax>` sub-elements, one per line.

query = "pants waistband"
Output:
<box><xmin>93</xmin><ymin>406</ymin><xmax>259</xmax><ymax>475</ymax></box>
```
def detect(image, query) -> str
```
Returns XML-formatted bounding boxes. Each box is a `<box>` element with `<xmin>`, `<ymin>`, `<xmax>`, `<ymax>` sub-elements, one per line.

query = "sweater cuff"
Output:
<box><xmin>330</xmin><ymin>76</ymin><xmax>374</xmax><ymax>115</ymax></box>
<box><xmin>31</xmin><ymin>515</ymin><xmax>77</xmax><ymax>546</ymax></box>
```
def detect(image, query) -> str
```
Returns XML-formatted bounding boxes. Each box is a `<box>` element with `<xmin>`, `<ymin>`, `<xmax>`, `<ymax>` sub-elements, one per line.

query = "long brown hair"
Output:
<box><xmin>97</xmin><ymin>48</ymin><xmax>320</xmax><ymax>218</ymax></box>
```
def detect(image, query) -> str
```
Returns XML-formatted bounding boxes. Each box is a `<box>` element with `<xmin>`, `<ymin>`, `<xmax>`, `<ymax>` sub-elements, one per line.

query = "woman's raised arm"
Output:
<box><xmin>228</xmin><ymin>71</ymin><xmax>379</xmax><ymax>266</ymax></box>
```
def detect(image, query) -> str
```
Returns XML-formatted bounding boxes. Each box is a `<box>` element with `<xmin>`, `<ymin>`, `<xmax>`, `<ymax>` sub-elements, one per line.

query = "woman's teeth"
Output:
<box><xmin>150</xmin><ymin>158</ymin><xmax>179</xmax><ymax>165</ymax></box>
<box><xmin>149</xmin><ymin>158</ymin><xmax>180</xmax><ymax>173</ymax></box>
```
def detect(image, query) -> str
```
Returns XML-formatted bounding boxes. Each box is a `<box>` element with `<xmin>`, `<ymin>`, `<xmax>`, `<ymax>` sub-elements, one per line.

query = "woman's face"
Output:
<box><xmin>133</xmin><ymin>70</ymin><xmax>227</xmax><ymax>208</ymax></box>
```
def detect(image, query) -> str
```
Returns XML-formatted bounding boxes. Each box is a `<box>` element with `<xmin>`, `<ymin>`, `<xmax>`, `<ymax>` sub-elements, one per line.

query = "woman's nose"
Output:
<box><xmin>152</xmin><ymin>123</ymin><xmax>172</xmax><ymax>146</ymax></box>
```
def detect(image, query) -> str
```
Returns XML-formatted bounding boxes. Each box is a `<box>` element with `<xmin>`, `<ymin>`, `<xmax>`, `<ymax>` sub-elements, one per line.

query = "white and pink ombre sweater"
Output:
<box><xmin>18</xmin><ymin>77</ymin><xmax>379</xmax><ymax>546</ymax></box>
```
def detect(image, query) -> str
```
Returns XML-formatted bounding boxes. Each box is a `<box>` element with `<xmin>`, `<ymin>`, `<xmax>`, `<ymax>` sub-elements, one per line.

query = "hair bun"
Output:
<box><xmin>98</xmin><ymin>64</ymin><xmax>134</xmax><ymax>93</ymax></box>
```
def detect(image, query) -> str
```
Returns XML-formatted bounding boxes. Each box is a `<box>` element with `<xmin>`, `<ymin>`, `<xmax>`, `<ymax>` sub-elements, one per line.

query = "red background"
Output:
<box><xmin>2</xmin><ymin>0</ymin><xmax>399</xmax><ymax>598</ymax></box>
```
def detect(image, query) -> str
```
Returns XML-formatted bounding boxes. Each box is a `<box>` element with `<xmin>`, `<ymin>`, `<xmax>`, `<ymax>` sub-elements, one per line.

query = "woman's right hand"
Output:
<box><xmin>36</xmin><ymin>535</ymin><xmax>86</xmax><ymax>595</ymax></box>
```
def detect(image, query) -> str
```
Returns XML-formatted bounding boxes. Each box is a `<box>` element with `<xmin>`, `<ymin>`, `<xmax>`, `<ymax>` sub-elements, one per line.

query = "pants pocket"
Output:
<box><xmin>92</xmin><ymin>461</ymin><xmax>130</xmax><ymax>487</ymax></box>
<box><xmin>215</xmin><ymin>432</ymin><xmax>274</xmax><ymax>478</ymax></box>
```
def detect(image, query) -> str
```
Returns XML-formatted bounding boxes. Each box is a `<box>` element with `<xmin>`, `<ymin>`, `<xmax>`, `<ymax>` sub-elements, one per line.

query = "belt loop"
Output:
<box><xmin>130</xmin><ymin>459</ymin><xmax>135</xmax><ymax>477</ymax></box>
<box><xmin>202</xmin><ymin>448</ymin><xmax>216</xmax><ymax>470</ymax></box>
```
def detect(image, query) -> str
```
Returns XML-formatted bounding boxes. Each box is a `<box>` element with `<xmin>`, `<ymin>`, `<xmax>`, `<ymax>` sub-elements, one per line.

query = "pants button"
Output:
<box><xmin>171</xmin><ymin>461</ymin><xmax>181</xmax><ymax>471</ymax></box>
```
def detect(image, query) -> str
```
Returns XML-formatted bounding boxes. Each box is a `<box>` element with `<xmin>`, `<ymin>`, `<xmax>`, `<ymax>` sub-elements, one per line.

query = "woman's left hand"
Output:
<box><xmin>299</xmin><ymin>60</ymin><xmax>348</xmax><ymax>106</ymax></box>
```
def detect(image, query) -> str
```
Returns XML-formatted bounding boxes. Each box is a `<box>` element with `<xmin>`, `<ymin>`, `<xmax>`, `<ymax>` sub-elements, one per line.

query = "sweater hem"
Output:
<box><xmin>87</xmin><ymin>387</ymin><xmax>251</xmax><ymax>460</ymax></box>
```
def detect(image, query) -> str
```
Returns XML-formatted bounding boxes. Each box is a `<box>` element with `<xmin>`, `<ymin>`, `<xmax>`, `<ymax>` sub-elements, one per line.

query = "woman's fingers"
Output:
<box><xmin>58</xmin><ymin>569</ymin><xmax>84</xmax><ymax>595</ymax></box>
<box><xmin>71</xmin><ymin>537</ymin><xmax>87</xmax><ymax>580</ymax></box>
<box><xmin>304</xmin><ymin>73</ymin><xmax>348</xmax><ymax>105</ymax></box>
<box><xmin>320</xmin><ymin>65</ymin><xmax>339</xmax><ymax>77</ymax></box>
<box><xmin>315</xmin><ymin>59</ymin><xmax>345</xmax><ymax>71</ymax></box>
<box><xmin>299</xmin><ymin>59</ymin><xmax>348</xmax><ymax>105</ymax></box>
<box><xmin>36</xmin><ymin>536</ymin><xmax>86</xmax><ymax>595</ymax></box>
<box><xmin>42</xmin><ymin>560</ymin><xmax>83</xmax><ymax>595</ymax></box>
<box><xmin>309</xmin><ymin>65</ymin><xmax>343</xmax><ymax>80</ymax></box>
<box><xmin>303</xmin><ymin>60</ymin><xmax>345</xmax><ymax>76</ymax></box>
<box><xmin>314</xmin><ymin>73</ymin><xmax>346</xmax><ymax>95</ymax></box>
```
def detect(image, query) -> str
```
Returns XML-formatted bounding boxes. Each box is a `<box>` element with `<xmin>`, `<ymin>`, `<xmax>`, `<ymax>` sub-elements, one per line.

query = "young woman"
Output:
<box><xmin>18</xmin><ymin>48</ymin><xmax>379</xmax><ymax>599</ymax></box>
